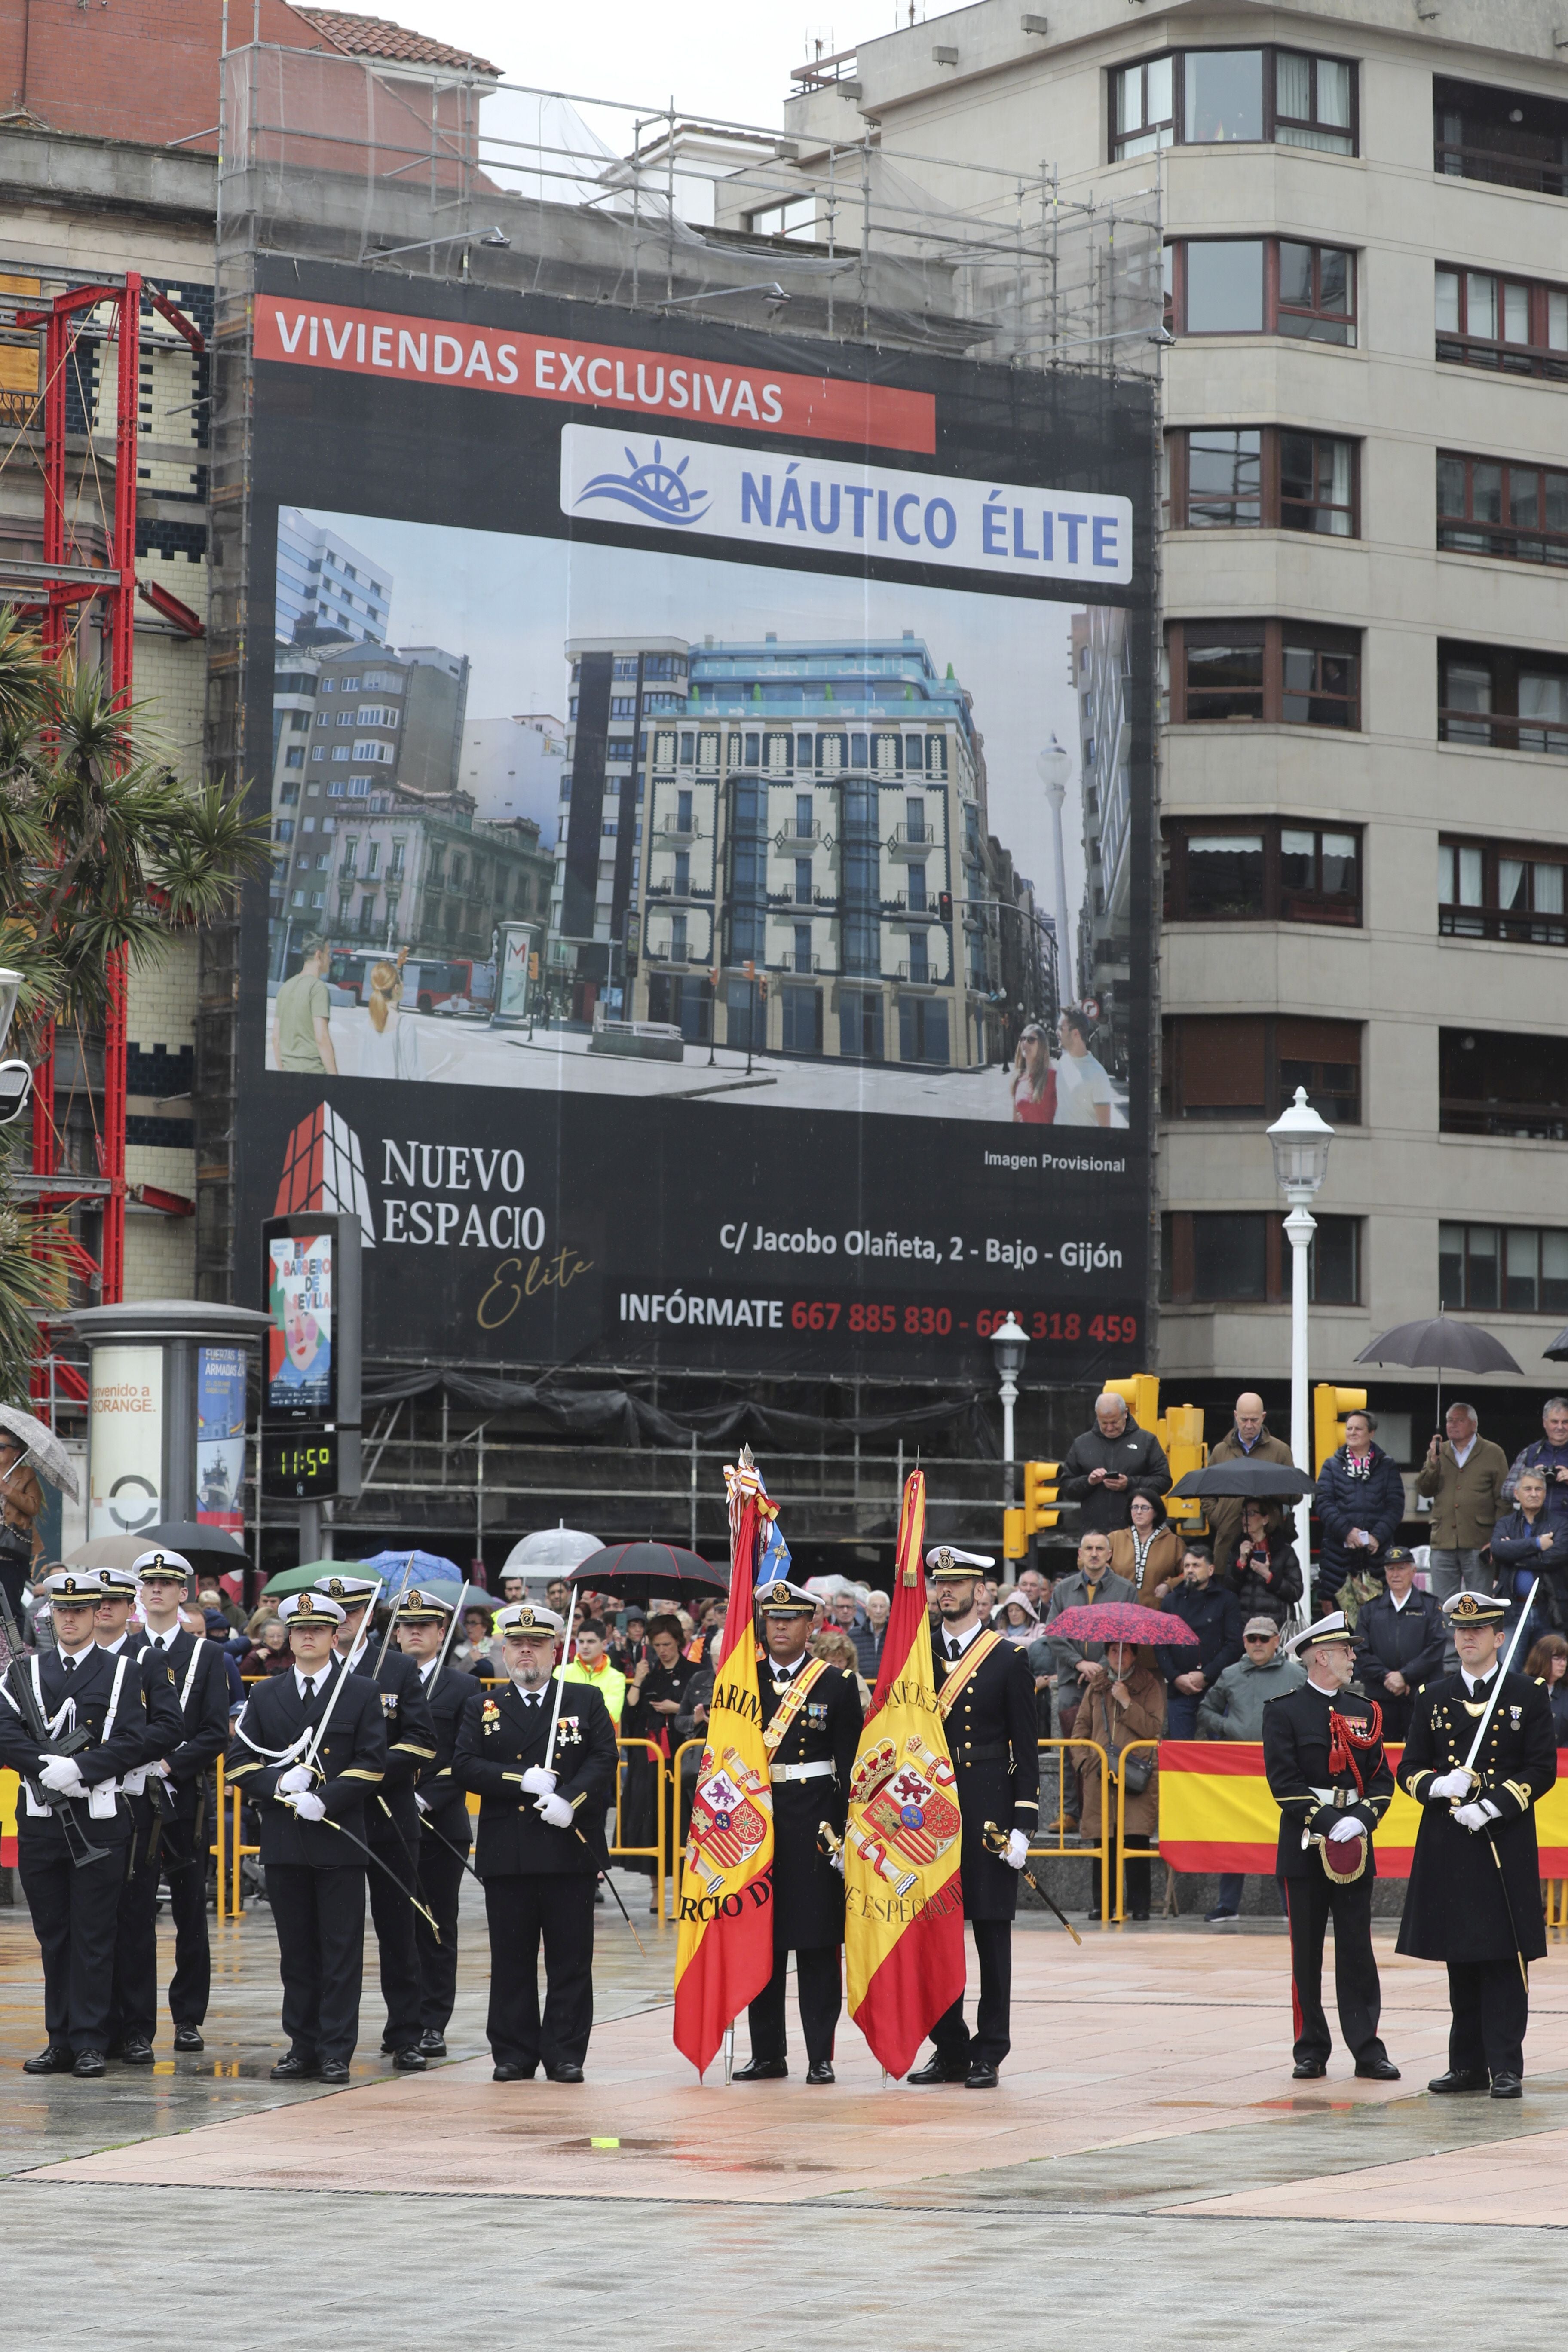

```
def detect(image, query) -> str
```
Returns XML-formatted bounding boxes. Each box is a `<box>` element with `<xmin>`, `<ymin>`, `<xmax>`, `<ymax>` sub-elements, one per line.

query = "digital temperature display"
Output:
<box><xmin>260</xmin><ymin>1430</ymin><xmax>338</xmax><ymax>1500</ymax></box>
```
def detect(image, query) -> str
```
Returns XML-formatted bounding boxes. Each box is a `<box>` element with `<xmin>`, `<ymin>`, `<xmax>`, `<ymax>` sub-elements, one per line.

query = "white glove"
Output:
<box><xmin>521</xmin><ymin>1766</ymin><xmax>557</xmax><ymax>1796</ymax></box>
<box><xmin>1427</xmin><ymin>1769</ymin><xmax>1473</xmax><ymax>1802</ymax></box>
<box><xmin>1327</xmin><ymin>1817</ymin><xmax>1363</xmax><ymax>1844</ymax></box>
<box><xmin>415</xmin><ymin>1792</ymin><xmax>432</xmax><ymax>1816</ymax></box>
<box><xmin>277</xmin><ymin>1764</ymin><xmax>315</xmax><ymax>1794</ymax></box>
<box><xmin>827</xmin><ymin>1843</ymin><xmax>845</xmax><ymax>1877</ymax></box>
<box><xmin>534</xmin><ymin>1792</ymin><xmax>573</xmax><ymax>1829</ymax></box>
<box><xmin>37</xmin><ymin>1755</ymin><xmax>87</xmax><ymax>1797</ymax></box>
<box><xmin>289</xmin><ymin>1790</ymin><xmax>327</xmax><ymax>1822</ymax></box>
<box><xmin>1005</xmin><ymin>1829</ymin><xmax>1029</xmax><ymax>1870</ymax></box>
<box><xmin>1452</xmin><ymin>1801</ymin><xmax>1492</xmax><ymax>1833</ymax></box>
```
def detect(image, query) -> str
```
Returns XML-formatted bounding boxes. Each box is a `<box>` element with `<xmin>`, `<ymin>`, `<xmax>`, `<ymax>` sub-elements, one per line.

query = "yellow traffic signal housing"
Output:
<box><xmin>1104</xmin><ymin>1376</ymin><xmax>1209</xmax><ymax>1528</ymax></box>
<box><xmin>1003</xmin><ymin>1507</ymin><xmax>1029</xmax><ymax>1561</ymax></box>
<box><xmin>1314</xmin><ymin>1384</ymin><xmax>1367</xmax><ymax>1475</ymax></box>
<box><xmin>1104</xmin><ymin>1374</ymin><xmax>1159</xmax><ymax>1435</ymax></box>
<box><xmin>1023</xmin><ymin>1458</ymin><xmax>1061</xmax><ymax>1533</ymax></box>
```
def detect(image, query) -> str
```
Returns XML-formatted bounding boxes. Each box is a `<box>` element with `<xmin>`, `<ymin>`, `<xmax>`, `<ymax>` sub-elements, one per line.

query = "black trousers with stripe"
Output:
<box><xmin>1283</xmin><ymin>1870</ymin><xmax>1387</xmax><ymax>2067</ymax></box>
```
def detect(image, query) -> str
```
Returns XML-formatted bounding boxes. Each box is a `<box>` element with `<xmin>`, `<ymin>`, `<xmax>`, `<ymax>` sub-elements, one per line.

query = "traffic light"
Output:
<box><xmin>1314</xmin><ymin>1384</ymin><xmax>1366</xmax><ymax>1475</ymax></box>
<box><xmin>1023</xmin><ymin>1459</ymin><xmax>1061</xmax><ymax>1534</ymax></box>
<box><xmin>1104</xmin><ymin>1374</ymin><xmax>1160</xmax><ymax>1435</ymax></box>
<box><xmin>938</xmin><ymin>890</ymin><xmax>953</xmax><ymax>922</ymax></box>
<box><xmin>1003</xmin><ymin>1507</ymin><xmax>1029</xmax><ymax>1562</ymax></box>
<box><xmin>1161</xmin><ymin>1402</ymin><xmax>1207</xmax><ymax>1530</ymax></box>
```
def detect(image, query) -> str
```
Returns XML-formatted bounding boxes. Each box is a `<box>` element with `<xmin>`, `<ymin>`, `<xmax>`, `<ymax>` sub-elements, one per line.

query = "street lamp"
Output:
<box><xmin>1266</xmin><ymin>1085</ymin><xmax>1335</xmax><ymax>1617</ymax></box>
<box><xmin>990</xmin><ymin>1311</ymin><xmax>1029</xmax><ymax>1502</ymax></box>
<box><xmin>1036</xmin><ymin>737</ymin><xmax>1074</xmax><ymax>1007</ymax></box>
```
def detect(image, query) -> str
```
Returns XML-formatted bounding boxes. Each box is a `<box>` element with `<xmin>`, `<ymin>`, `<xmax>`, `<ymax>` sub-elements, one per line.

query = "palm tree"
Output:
<box><xmin>0</xmin><ymin>609</ymin><xmax>268</xmax><ymax>1390</ymax></box>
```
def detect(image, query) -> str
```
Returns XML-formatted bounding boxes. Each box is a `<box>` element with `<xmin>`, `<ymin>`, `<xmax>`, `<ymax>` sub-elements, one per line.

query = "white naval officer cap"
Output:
<box><xmin>925</xmin><ymin>1545</ymin><xmax>995</xmax><ymax>1581</ymax></box>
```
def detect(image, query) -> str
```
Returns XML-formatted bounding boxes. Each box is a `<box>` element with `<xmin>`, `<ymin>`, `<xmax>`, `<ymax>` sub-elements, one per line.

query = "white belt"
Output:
<box><xmin>770</xmin><ymin>1760</ymin><xmax>835</xmax><ymax>1785</ymax></box>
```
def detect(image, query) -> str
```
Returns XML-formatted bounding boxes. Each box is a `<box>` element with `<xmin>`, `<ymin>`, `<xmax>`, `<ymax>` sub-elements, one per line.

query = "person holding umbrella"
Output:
<box><xmin>1228</xmin><ymin>1502</ymin><xmax>1303</xmax><ymax>1626</ymax></box>
<box><xmin>1311</xmin><ymin>1411</ymin><xmax>1406</xmax><ymax>1614</ymax></box>
<box><xmin>1416</xmin><ymin>1403</ymin><xmax>1509</xmax><ymax>1615</ymax></box>
<box><xmin>1069</xmin><ymin>1637</ymin><xmax>1165</xmax><ymax>1920</ymax></box>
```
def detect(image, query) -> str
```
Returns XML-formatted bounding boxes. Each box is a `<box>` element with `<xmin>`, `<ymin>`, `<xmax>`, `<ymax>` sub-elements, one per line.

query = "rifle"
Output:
<box><xmin>0</xmin><ymin>1588</ymin><xmax>109</xmax><ymax>1868</ymax></box>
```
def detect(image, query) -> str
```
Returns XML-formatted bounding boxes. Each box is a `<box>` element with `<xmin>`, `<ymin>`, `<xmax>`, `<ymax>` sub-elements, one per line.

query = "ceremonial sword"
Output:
<box><xmin>1453</xmin><ymin>1578</ymin><xmax>1540</xmax><ymax>1992</ymax></box>
<box><xmin>983</xmin><ymin>1820</ymin><xmax>1083</xmax><ymax>1945</ymax></box>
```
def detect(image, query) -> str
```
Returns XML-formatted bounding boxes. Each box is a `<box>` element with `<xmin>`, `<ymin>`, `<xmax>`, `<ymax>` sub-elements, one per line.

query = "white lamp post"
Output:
<box><xmin>1266</xmin><ymin>1086</ymin><xmax>1335</xmax><ymax>1618</ymax></box>
<box><xmin>991</xmin><ymin>1311</ymin><xmax>1029</xmax><ymax>1504</ymax></box>
<box><xmin>1036</xmin><ymin>738</ymin><xmax>1074</xmax><ymax>1008</ymax></box>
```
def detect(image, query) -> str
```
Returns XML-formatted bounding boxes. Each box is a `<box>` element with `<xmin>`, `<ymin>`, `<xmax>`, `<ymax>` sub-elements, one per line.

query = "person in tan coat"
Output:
<box><xmin>1071</xmin><ymin>1642</ymin><xmax>1165</xmax><ymax>1920</ymax></box>
<box><xmin>1415</xmin><ymin>1402</ymin><xmax>1509</xmax><ymax>1612</ymax></box>
<box><xmin>1205</xmin><ymin>1393</ymin><xmax>1297</xmax><ymax>1576</ymax></box>
<box><xmin>1108</xmin><ymin>1491</ymin><xmax>1184</xmax><ymax>1606</ymax></box>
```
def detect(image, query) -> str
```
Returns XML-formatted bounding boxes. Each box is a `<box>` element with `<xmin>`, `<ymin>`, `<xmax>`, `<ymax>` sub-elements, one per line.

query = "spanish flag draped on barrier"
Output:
<box><xmin>672</xmin><ymin>1452</ymin><xmax>777</xmax><ymax>2076</ymax></box>
<box><xmin>843</xmin><ymin>1469</ymin><xmax>966</xmax><ymax>2077</ymax></box>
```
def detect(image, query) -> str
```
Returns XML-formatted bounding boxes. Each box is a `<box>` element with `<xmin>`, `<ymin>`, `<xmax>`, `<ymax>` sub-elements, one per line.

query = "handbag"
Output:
<box><xmin>1100</xmin><ymin>1690</ymin><xmax>1155</xmax><ymax>1793</ymax></box>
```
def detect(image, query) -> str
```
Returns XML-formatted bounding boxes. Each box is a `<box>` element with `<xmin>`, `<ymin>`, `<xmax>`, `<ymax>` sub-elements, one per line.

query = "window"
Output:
<box><xmin>1440</xmin><ymin>1223</ymin><xmax>1568</xmax><ymax>1314</ymax></box>
<box><xmin>1435</xmin><ymin>264</ymin><xmax>1568</xmax><ymax>380</ymax></box>
<box><xmin>1437</xmin><ymin>453</ymin><xmax>1568</xmax><ymax>569</ymax></box>
<box><xmin>1161</xmin><ymin>1015</ymin><xmax>1362</xmax><ymax>1123</ymax></box>
<box><xmin>1111</xmin><ymin>48</ymin><xmax>1355</xmax><ymax>160</ymax></box>
<box><xmin>1168</xmin><ymin>621</ymin><xmax>1361</xmax><ymax>728</ymax></box>
<box><xmin>794</xmin><ymin>858</ymin><xmax>812</xmax><ymax>905</ymax></box>
<box><xmin>1434</xmin><ymin>76</ymin><xmax>1568</xmax><ymax>197</ymax></box>
<box><xmin>839</xmin><ymin>988</ymin><xmax>885</xmax><ymax>1061</ymax></box>
<box><xmin>1161</xmin><ymin>1211</ymin><xmax>1362</xmax><ymax>1303</ymax></box>
<box><xmin>1164</xmin><ymin>819</ymin><xmax>1361</xmax><ymax>924</ymax></box>
<box><xmin>1168</xmin><ymin>428</ymin><xmax>1357</xmax><ymax>534</ymax></box>
<box><xmin>1169</xmin><ymin>239</ymin><xmax>1355</xmax><ymax>343</ymax></box>
<box><xmin>1439</xmin><ymin>835</ymin><xmax>1568</xmax><ymax>945</ymax></box>
<box><xmin>781</xmin><ymin>985</ymin><xmax>823</xmax><ymax>1054</ymax></box>
<box><xmin>284</xmin><ymin>747</ymin><xmax>304</xmax><ymax>769</ymax></box>
<box><xmin>1440</xmin><ymin>1030</ymin><xmax>1568</xmax><ymax>1140</ymax></box>
<box><xmin>1439</xmin><ymin>641</ymin><xmax>1568</xmax><ymax>756</ymax></box>
<box><xmin>794</xmin><ymin>794</ymin><xmax>813</xmax><ymax>839</ymax></box>
<box><xmin>899</xmin><ymin>996</ymin><xmax>949</xmax><ymax>1065</ymax></box>
<box><xmin>908</xmin><ymin>862</ymin><xmax>928</xmax><ymax>913</ymax></box>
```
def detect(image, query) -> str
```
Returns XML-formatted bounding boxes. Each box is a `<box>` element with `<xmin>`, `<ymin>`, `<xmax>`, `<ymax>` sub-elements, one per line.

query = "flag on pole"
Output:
<box><xmin>842</xmin><ymin>1468</ymin><xmax>965</xmax><ymax>2078</ymax></box>
<box><xmin>672</xmin><ymin>1446</ymin><xmax>777</xmax><ymax>2076</ymax></box>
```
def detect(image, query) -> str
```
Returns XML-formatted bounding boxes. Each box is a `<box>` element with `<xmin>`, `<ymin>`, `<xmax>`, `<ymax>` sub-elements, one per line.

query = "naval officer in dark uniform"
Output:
<box><xmin>1397</xmin><ymin>1588</ymin><xmax>1557</xmax><ymax>2098</ymax></box>
<box><xmin>92</xmin><ymin>1565</ymin><xmax>183</xmax><ymax>2067</ymax></box>
<box><xmin>732</xmin><ymin>1581</ymin><xmax>862</xmax><ymax>2085</ymax></box>
<box><xmin>226</xmin><ymin>1591</ymin><xmax>389</xmax><ymax>2082</ymax></box>
<box><xmin>1261</xmin><ymin>1611</ymin><xmax>1400</xmax><ymax>2082</ymax></box>
<box><xmin>453</xmin><ymin>1601</ymin><xmax>618</xmax><ymax>2082</ymax></box>
<box><xmin>910</xmin><ymin>1544</ymin><xmax>1039</xmax><ymax>2089</ymax></box>
<box><xmin>0</xmin><ymin>1570</ymin><xmax>153</xmax><ymax>2076</ymax></box>
<box><xmin>394</xmin><ymin>1583</ymin><xmax>473</xmax><ymax>2057</ymax></box>
<box><xmin>122</xmin><ymin>1548</ymin><xmax>231</xmax><ymax>2054</ymax></box>
<box><xmin>315</xmin><ymin>1572</ymin><xmax>438</xmax><ymax>2071</ymax></box>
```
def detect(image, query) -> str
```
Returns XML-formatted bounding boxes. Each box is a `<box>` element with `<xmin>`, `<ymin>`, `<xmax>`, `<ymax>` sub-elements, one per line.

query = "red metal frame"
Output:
<box><xmin>7</xmin><ymin>276</ymin><xmax>205</xmax><ymax>1341</ymax></box>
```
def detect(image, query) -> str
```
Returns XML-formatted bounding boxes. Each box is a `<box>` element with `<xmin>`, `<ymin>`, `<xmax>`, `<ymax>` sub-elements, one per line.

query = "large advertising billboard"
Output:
<box><xmin>237</xmin><ymin>261</ymin><xmax>1155</xmax><ymax>1380</ymax></box>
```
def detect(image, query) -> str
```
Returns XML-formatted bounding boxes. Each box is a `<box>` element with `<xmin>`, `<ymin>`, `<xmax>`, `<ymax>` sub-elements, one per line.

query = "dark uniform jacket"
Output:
<box><xmin>416</xmin><ymin>1658</ymin><xmax>475</xmax><ymax>1850</ymax></box>
<box><xmin>225</xmin><ymin>1658</ymin><xmax>389</xmax><ymax>1868</ymax></box>
<box><xmin>1396</xmin><ymin>1668</ymin><xmax>1557</xmax><ymax>1963</ymax></box>
<box><xmin>453</xmin><ymin>1676</ymin><xmax>617</xmax><ymax>1877</ymax></box>
<box><xmin>934</xmin><ymin>1629</ymin><xmax>1040</xmax><ymax>1920</ymax></box>
<box><xmin>1353</xmin><ymin>1589</ymin><xmax>1446</xmax><ymax>1707</ymax></box>
<box><xmin>1260</xmin><ymin>1681</ymin><xmax>1393</xmax><ymax>1880</ymax></box>
<box><xmin>138</xmin><ymin>1628</ymin><xmax>231</xmax><ymax>1862</ymax></box>
<box><xmin>101</xmin><ymin>1636</ymin><xmax>185</xmax><ymax>1852</ymax></box>
<box><xmin>758</xmin><ymin>1652</ymin><xmax>862</xmax><ymax>1952</ymax></box>
<box><xmin>0</xmin><ymin>1644</ymin><xmax>153</xmax><ymax>1850</ymax></box>
<box><xmin>345</xmin><ymin>1643</ymin><xmax>437</xmax><ymax>1853</ymax></box>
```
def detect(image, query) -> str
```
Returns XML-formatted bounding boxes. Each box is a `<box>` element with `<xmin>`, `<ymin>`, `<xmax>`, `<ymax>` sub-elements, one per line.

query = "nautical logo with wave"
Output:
<box><xmin>573</xmin><ymin>441</ymin><xmax>710</xmax><ymax>527</ymax></box>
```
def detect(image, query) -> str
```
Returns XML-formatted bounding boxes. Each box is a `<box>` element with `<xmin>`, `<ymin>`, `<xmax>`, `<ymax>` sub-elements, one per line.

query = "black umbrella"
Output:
<box><xmin>1354</xmin><ymin>1315</ymin><xmax>1522</xmax><ymax>1430</ymax></box>
<box><xmin>568</xmin><ymin>1541</ymin><xmax>729</xmax><ymax>1608</ymax></box>
<box><xmin>1170</xmin><ymin>1461</ymin><xmax>1314</xmax><ymax>1502</ymax></box>
<box><xmin>140</xmin><ymin>1520</ymin><xmax>248</xmax><ymax>1571</ymax></box>
<box><xmin>1542</xmin><ymin>1327</ymin><xmax>1568</xmax><ymax>1364</ymax></box>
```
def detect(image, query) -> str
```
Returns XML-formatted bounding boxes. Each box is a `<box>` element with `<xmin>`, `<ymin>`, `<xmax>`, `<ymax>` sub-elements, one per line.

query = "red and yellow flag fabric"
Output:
<box><xmin>1159</xmin><ymin>1740</ymin><xmax>1568</xmax><ymax>1874</ymax></box>
<box><xmin>672</xmin><ymin>1458</ymin><xmax>776</xmax><ymax>2076</ymax></box>
<box><xmin>843</xmin><ymin>1470</ymin><xmax>966</xmax><ymax>2078</ymax></box>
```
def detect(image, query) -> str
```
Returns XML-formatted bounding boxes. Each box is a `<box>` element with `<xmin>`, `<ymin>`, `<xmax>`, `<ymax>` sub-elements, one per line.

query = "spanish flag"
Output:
<box><xmin>843</xmin><ymin>1470</ymin><xmax>965</xmax><ymax>2078</ymax></box>
<box><xmin>672</xmin><ymin>1455</ymin><xmax>776</xmax><ymax>2076</ymax></box>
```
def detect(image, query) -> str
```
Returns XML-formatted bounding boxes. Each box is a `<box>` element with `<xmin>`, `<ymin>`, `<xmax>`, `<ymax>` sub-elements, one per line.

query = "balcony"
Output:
<box><xmin>1440</xmin><ymin>710</ymin><xmax>1568</xmax><ymax>757</ymax></box>
<box><xmin>896</xmin><ymin>961</ymin><xmax>940</xmax><ymax>985</ymax></box>
<box><xmin>655</xmin><ymin>815</ymin><xmax>702</xmax><ymax>845</ymax></box>
<box><xmin>886</xmin><ymin>824</ymin><xmax>936</xmax><ymax>860</ymax></box>
<box><xmin>883</xmin><ymin>894</ymin><xmax>938</xmax><ymax>919</ymax></box>
<box><xmin>1440</xmin><ymin>906</ymin><xmax>1568</xmax><ymax>947</ymax></box>
<box><xmin>773</xmin><ymin>821</ymin><xmax>828</xmax><ymax>847</ymax></box>
<box><xmin>778</xmin><ymin>952</ymin><xmax>822</xmax><ymax>974</ymax></box>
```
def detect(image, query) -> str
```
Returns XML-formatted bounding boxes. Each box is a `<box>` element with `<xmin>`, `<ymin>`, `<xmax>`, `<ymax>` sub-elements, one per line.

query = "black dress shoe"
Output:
<box><xmin>493</xmin><ymin>2063</ymin><xmax>536</xmax><ymax>2082</ymax></box>
<box><xmin>1292</xmin><ymin>2060</ymin><xmax>1327</xmax><ymax>2079</ymax></box>
<box><xmin>172</xmin><ymin>2025</ymin><xmax>205</xmax><ymax>2053</ymax></box>
<box><xmin>417</xmin><ymin>2031</ymin><xmax>447</xmax><ymax>2058</ymax></box>
<box><xmin>72</xmin><ymin>2050</ymin><xmax>107</xmax><ymax>2079</ymax></box>
<box><xmin>23</xmin><ymin>2045</ymin><xmax>74</xmax><ymax>2075</ymax></box>
<box><xmin>1428</xmin><ymin>2068</ymin><xmax>1489</xmax><ymax>2094</ymax></box>
<box><xmin>906</xmin><ymin>2055</ymin><xmax>968</xmax><ymax>2085</ymax></box>
<box><xmin>391</xmin><ymin>2047</ymin><xmax>427</xmax><ymax>2072</ymax></box>
<box><xmin>546</xmin><ymin>2063</ymin><xmax>585</xmax><ymax>2083</ymax></box>
<box><xmin>805</xmin><ymin>2061</ymin><xmax>835</xmax><ymax>2085</ymax></box>
<box><xmin>1491</xmin><ymin>2073</ymin><xmax>1524</xmax><ymax>2099</ymax></box>
<box><xmin>270</xmin><ymin>2052</ymin><xmax>318</xmax><ymax>2081</ymax></box>
<box><xmin>318</xmin><ymin>2059</ymin><xmax>351</xmax><ymax>2084</ymax></box>
<box><xmin>118</xmin><ymin>2037</ymin><xmax>155</xmax><ymax>2067</ymax></box>
<box><xmin>965</xmin><ymin>2063</ymin><xmax>1000</xmax><ymax>2089</ymax></box>
<box><xmin>730</xmin><ymin>2056</ymin><xmax>788</xmax><ymax>2081</ymax></box>
<box><xmin>1355</xmin><ymin>2058</ymin><xmax>1401</xmax><ymax>2081</ymax></box>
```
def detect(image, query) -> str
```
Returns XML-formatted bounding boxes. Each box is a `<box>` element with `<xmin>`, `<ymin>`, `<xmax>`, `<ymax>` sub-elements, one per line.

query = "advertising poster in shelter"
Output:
<box><xmin>238</xmin><ymin>262</ymin><xmax>1156</xmax><ymax>1378</ymax></box>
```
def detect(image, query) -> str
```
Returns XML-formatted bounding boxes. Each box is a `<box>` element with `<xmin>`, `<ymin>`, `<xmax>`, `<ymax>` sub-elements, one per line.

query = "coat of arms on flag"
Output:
<box><xmin>686</xmin><ymin>1749</ymin><xmax>771</xmax><ymax>1895</ymax></box>
<box><xmin>848</xmin><ymin>1733</ymin><xmax>962</xmax><ymax>1894</ymax></box>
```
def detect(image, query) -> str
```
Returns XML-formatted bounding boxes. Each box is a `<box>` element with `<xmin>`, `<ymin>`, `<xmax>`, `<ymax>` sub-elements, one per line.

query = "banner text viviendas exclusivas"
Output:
<box><xmin>239</xmin><ymin>262</ymin><xmax>1155</xmax><ymax>1381</ymax></box>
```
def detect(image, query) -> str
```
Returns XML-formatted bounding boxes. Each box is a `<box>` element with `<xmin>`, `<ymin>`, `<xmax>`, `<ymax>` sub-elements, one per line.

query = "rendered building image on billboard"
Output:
<box><xmin>237</xmin><ymin>264</ymin><xmax>1154</xmax><ymax>1380</ymax></box>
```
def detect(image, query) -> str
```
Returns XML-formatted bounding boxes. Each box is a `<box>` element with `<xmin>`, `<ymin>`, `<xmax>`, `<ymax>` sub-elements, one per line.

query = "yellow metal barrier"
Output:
<box><xmin>210</xmin><ymin>1758</ymin><xmax>260</xmax><ymax>1920</ymax></box>
<box><xmin>610</xmin><ymin>1737</ymin><xmax>667</xmax><ymax>1920</ymax></box>
<box><xmin>1112</xmin><ymin>1739</ymin><xmax>1162</xmax><ymax>1925</ymax></box>
<box><xmin>1547</xmin><ymin>1880</ymin><xmax>1568</xmax><ymax>1930</ymax></box>
<box><xmin>1034</xmin><ymin>1736</ymin><xmax>1111</xmax><ymax>1924</ymax></box>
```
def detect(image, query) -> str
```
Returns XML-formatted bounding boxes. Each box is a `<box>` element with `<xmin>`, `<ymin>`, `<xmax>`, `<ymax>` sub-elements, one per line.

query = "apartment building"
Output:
<box><xmin>554</xmin><ymin>630</ymin><xmax>1049</xmax><ymax>1065</ymax></box>
<box><xmin>784</xmin><ymin>0</ymin><xmax>1568</xmax><ymax>1414</ymax></box>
